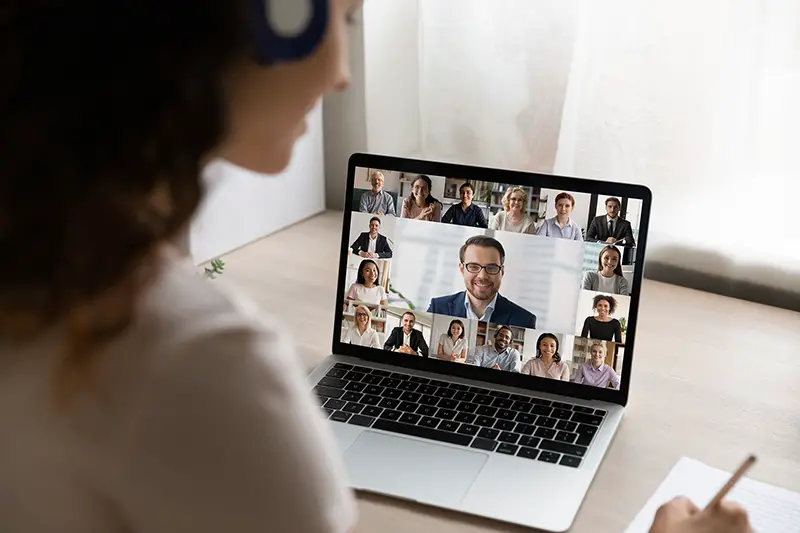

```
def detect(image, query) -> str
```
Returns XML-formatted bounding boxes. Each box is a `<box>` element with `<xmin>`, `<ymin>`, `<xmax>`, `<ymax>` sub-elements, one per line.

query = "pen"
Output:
<box><xmin>704</xmin><ymin>454</ymin><xmax>757</xmax><ymax>510</ymax></box>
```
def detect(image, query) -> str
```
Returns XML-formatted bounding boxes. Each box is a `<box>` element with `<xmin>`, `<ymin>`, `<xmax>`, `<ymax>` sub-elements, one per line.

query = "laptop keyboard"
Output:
<box><xmin>314</xmin><ymin>363</ymin><xmax>607</xmax><ymax>469</ymax></box>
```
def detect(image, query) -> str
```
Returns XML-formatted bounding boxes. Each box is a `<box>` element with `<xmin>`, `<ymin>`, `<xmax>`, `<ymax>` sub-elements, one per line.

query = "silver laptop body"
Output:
<box><xmin>308</xmin><ymin>153</ymin><xmax>651</xmax><ymax>531</ymax></box>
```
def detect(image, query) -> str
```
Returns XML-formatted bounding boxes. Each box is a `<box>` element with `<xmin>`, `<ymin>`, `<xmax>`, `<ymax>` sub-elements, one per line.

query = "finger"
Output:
<box><xmin>701</xmin><ymin>501</ymin><xmax>750</xmax><ymax>528</ymax></box>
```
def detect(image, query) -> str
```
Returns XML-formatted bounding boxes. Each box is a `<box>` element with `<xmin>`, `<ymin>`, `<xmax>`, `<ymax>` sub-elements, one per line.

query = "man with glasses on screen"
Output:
<box><xmin>427</xmin><ymin>236</ymin><xmax>536</xmax><ymax>329</ymax></box>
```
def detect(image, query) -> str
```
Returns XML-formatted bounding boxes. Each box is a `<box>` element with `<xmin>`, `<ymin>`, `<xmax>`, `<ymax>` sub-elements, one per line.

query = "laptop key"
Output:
<box><xmin>448</xmin><ymin>383</ymin><xmax>470</xmax><ymax>391</ymax></box>
<box><xmin>575</xmin><ymin>425</ymin><xmax>597</xmax><ymax>446</ymax></box>
<box><xmin>398</xmin><ymin>381</ymin><xmax>418</xmax><ymax>392</ymax></box>
<box><xmin>536</xmin><ymin>416</ymin><xmax>557</xmax><ymax>428</ymax></box>
<box><xmin>539</xmin><ymin>439</ymin><xmax>588</xmax><ymax>458</ymax></box>
<box><xmin>324</xmin><ymin>399</ymin><xmax>347</xmax><ymax>410</ymax></box>
<box><xmin>552</xmin><ymin>401</ymin><xmax>573</xmax><ymax>409</ymax></box>
<box><xmin>560</xmin><ymin>455</ymin><xmax>582</xmax><ymax>468</ymax></box>
<box><xmin>556</xmin><ymin>420</ymin><xmax>578</xmax><ymax>432</ymax></box>
<box><xmin>468</xmin><ymin>386</ymin><xmax>490</xmax><ymax>395</ymax></box>
<box><xmin>476</xmin><ymin>405</ymin><xmax>498</xmax><ymax>417</ymax></box>
<box><xmin>555</xmin><ymin>431</ymin><xmax>578</xmax><ymax>444</ymax></box>
<box><xmin>439</xmin><ymin>399</ymin><xmax>459</xmax><ymax>409</ymax></box>
<box><xmin>362</xmin><ymin>406</ymin><xmax>383</xmax><ymax>417</ymax></box>
<box><xmin>470</xmin><ymin>438</ymin><xmax>497</xmax><ymax>452</ymax></box>
<box><xmin>418</xmin><ymin>385</ymin><xmax>438</xmax><ymax>395</ymax></box>
<box><xmin>434</xmin><ymin>388</ymin><xmax>456</xmax><ymax>399</ymax></box>
<box><xmin>516</xmin><ymin>412</ymin><xmax>536</xmax><ymax>424</ymax></box>
<box><xmin>323</xmin><ymin>408</ymin><xmax>334</xmax><ymax>417</ymax></box>
<box><xmin>370</xmin><ymin>369</ymin><xmax>391</xmax><ymax>377</ymax></box>
<box><xmin>364</xmin><ymin>385</ymin><xmax>384</xmax><ymax>396</ymax></box>
<box><xmin>571</xmin><ymin>412</ymin><xmax>603</xmax><ymax>426</ymax></box>
<box><xmin>494</xmin><ymin>419</ymin><xmax>516</xmax><ymax>432</ymax></box>
<box><xmin>572</xmin><ymin>406</ymin><xmax>594</xmax><ymax>414</ymax></box>
<box><xmin>343</xmin><ymin>402</ymin><xmax>364</xmax><ymax>414</ymax></box>
<box><xmin>435</xmin><ymin>409</ymin><xmax>457</xmax><ymax>420</ymax></box>
<box><xmin>330</xmin><ymin>411</ymin><xmax>351</xmax><ymax>423</ymax></box>
<box><xmin>345</xmin><ymin>382</ymin><xmax>367</xmax><ymax>393</ymax></box>
<box><xmin>429</xmin><ymin>379</ymin><xmax>449</xmax><ymax>388</ymax></box>
<box><xmin>475</xmin><ymin>416</ymin><xmax>495</xmax><ymax>427</ymax></box>
<box><xmin>380</xmin><ymin>388</ymin><xmax>402</xmax><ymax>399</ymax></box>
<box><xmin>595</xmin><ymin>409</ymin><xmax>607</xmax><ymax>418</ymax></box>
<box><xmin>399</xmin><ymin>413</ymin><xmax>421</xmax><ymax>425</ymax></box>
<box><xmin>478</xmin><ymin>428</ymin><xmax>500</xmax><ymax>440</ymax></box>
<box><xmin>380</xmin><ymin>378</ymin><xmax>401</xmax><ymax>389</ymax></box>
<box><xmin>333</xmin><ymin>362</ymin><xmax>353</xmax><ymax>370</ymax></box>
<box><xmin>416</xmin><ymin>404</ymin><xmax>437</xmax><ymax>416</ymax></box>
<box><xmin>530</xmin><ymin>398</ymin><xmax>552</xmax><ymax>406</ymax></box>
<box><xmin>552</xmin><ymin>408</ymin><xmax>573</xmax><ymax>420</ymax></box>
<box><xmin>473</xmin><ymin>394</ymin><xmax>493</xmax><ymax>405</ymax></box>
<box><xmin>314</xmin><ymin>386</ymin><xmax>345</xmax><ymax>399</ymax></box>
<box><xmin>348</xmin><ymin>415</ymin><xmax>375</xmax><ymax>427</ymax></box>
<box><xmin>519</xmin><ymin>436</ymin><xmax>541</xmax><ymax>448</ymax></box>
<box><xmin>318</xmin><ymin>377</ymin><xmax>347</xmax><ymax>389</ymax></box>
<box><xmin>517</xmin><ymin>447</ymin><xmax>539</xmax><ymax>460</ymax></box>
<box><xmin>344</xmin><ymin>371</ymin><xmax>367</xmax><ymax>382</ymax></box>
<box><xmin>373</xmin><ymin>419</ymin><xmax>472</xmax><ymax>446</ymax></box>
<box><xmin>341</xmin><ymin>391</ymin><xmax>363</xmax><ymax>402</ymax></box>
<box><xmin>419</xmin><ymin>416</ymin><xmax>439</xmax><ymax>428</ymax></box>
<box><xmin>400</xmin><ymin>391</ymin><xmax>421</xmax><ymax>402</ymax></box>
<box><xmin>489</xmin><ymin>390</ymin><xmax>510</xmax><ymax>398</ymax></box>
<box><xmin>497</xmin><ymin>443</ymin><xmax>519</xmax><ymax>455</ymax></box>
<box><xmin>532</xmin><ymin>405</ymin><xmax>553</xmax><ymax>416</ymax></box>
<box><xmin>378</xmin><ymin>398</ymin><xmax>400</xmax><ymax>409</ymax></box>
<box><xmin>439</xmin><ymin>420</ymin><xmax>459</xmax><ymax>432</ymax></box>
<box><xmin>361</xmin><ymin>394</ymin><xmax>381</xmax><ymax>406</ymax></box>
<box><xmin>511</xmin><ymin>401</ymin><xmax>533</xmax><ymax>413</ymax></box>
<box><xmin>351</xmin><ymin>365</ymin><xmax>374</xmax><ymax>374</ymax></box>
<box><xmin>457</xmin><ymin>402</ymin><xmax>479</xmax><ymax>414</ymax></box>
<box><xmin>455</xmin><ymin>412</ymin><xmax>477</xmax><ymax>424</ymax></box>
<box><xmin>509</xmin><ymin>394</ymin><xmax>530</xmax><ymax>402</ymax></box>
<box><xmin>326</xmin><ymin>368</ymin><xmax>348</xmax><ymax>379</ymax></box>
<box><xmin>453</xmin><ymin>391</ymin><xmax>475</xmax><ymax>402</ymax></box>
<box><xmin>535</xmin><ymin>427</ymin><xmax>557</xmax><ymax>440</ymax></box>
<box><xmin>390</xmin><ymin>372</ymin><xmax>411</xmax><ymax>381</ymax></box>
<box><xmin>409</xmin><ymin>376</ymin><xmax>430</xmax><ymax>384</ymax></box>
<box><xmin>457</xmin><ymin>424</ymin><xmax>479</xmax><ymax>436</ymax></box>
<box><xmin>360</xmin><ymin>374</ymin><xmax>383</xmax><ymax>385</ymax></box>
<box><xmin>419</xmin><ymin>395</ymin><xmax>439</xmax><ymax>406</ymax></box>
<box><xmin>498</xmin><ymin>432</ymin><xmax>519</xmax><ymax>444</ymax></box>
<box><xmin>538</xmin><ymin>451</ymin><xmax>560</xmax><ymax>464</ymax></box>
<box><xmin>514</xmin><ymin>423</ymin><xmax>536</xmax><ymax>436</ymax></box>
<box><xmin>398</xmin><ymin>401</ymin><xmax>418</xmax><ymax>413</ymax></box>
<box><xmin>496</xmin><ymin>409</ymin><xmax>516</xmax><ymax>420</ymax></box>
<box><xmin>491</xmin><ymin>398</ymin><xmax>513</xmax><ymax>409</ymax></box>
<box><xmin>379</xmin><ymin>409</ymin><xmax>402</xmax><ymax>421</ymax></box>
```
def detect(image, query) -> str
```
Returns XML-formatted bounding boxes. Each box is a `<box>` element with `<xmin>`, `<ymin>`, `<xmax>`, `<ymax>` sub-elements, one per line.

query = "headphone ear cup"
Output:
<box><xmin>251</xmin><ymin>0</ymin><xmax>329</xmax><ymax>65</ymax></box>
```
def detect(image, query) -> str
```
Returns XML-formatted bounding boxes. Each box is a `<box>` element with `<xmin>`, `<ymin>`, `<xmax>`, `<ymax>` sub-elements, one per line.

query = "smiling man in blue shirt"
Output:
<box><xmin>441</xmin><ymin>182</ymin><xmax>488</xmax><ymax>228</ymax></box>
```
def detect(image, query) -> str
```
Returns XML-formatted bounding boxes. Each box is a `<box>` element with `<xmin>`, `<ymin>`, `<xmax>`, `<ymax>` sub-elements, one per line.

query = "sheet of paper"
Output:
<box><xmin>625</xmin><ymin>457</ymin><xmax>800</xmax><ymax>533</ymax></box>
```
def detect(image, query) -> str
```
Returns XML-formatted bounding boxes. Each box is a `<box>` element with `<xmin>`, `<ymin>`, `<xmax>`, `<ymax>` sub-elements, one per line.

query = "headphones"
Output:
<box><xmin>250</xmin><ymin>0</ymin><xmax>329</xmax><ymax>65</ymax></box>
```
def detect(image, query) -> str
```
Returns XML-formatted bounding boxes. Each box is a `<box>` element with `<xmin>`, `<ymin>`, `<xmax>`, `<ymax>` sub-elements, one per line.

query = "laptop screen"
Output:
<box><xmin>337</xmin><ymin>157</ymin><xmax>649</xmax><ymax>401</ymax></box>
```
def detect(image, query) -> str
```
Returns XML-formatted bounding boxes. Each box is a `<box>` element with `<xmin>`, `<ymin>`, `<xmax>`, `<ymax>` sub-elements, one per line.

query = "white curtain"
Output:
<box><xmin>368</xmin><ymin>0</ymin><xmax>799</xmax><ymax>288</ymax></box>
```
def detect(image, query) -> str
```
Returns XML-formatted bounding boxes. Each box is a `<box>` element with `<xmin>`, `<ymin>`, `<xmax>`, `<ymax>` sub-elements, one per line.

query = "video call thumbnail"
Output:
<box><xmin>340</xmin><ymin>167</ymin><xmax>643</xmax><ymax>392</ymax></box>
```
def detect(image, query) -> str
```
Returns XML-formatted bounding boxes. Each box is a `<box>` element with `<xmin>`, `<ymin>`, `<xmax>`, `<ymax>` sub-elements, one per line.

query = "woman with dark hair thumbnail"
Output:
<box><xmin>581</xmin><ymin>294</ymin><xmax>623</xmax><ymax>341</ymax></box>
<box><xmin>401</xmin><ymin>174</ymin><xmax>442</xmax><ymax>221</ymax></box>
<box><xmin>582</xmin><ymin>245</ymin><xmax>630</xmax><ymax>295</ymax></box>
<box><xmin>437</xmin><ymin>319</ymin><xmax>468</xmax><ymax>362</ymax></box>
<box><xmin>520</xmin><ymin>333</ymin><xmax>570</xmax><ymax>380</ymax></box>
<box><xmin>0</xmin><ymin>1</ymin><xmax>363</xmax><ymax>531</ymax></box>
<box><xmin>346</xmin><ymin>259</ymin><xmax>388</xmax><ymax>305</ymax></box>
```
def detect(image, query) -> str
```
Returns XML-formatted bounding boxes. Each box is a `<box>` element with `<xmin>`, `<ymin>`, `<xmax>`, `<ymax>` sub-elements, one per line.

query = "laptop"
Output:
<box><xmin>307</xmin><ymin>153</ymin><xmax>652</xmax><ymax>531</ymax></box>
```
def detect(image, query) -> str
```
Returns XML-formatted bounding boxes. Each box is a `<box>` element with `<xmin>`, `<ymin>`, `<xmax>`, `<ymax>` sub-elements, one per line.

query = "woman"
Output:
<box><xmin>520</xmin><ymin>333</ymin><xmax>570</xmax><ymax>381</ymax></box>
<box><xmin>437</xmin><ymin>319</ymin><xmax>468</xmax><ymax>362</ymax></box>
<box><xmin>0</xmin><ymin>2</ymin><xmax>361</xmax><ymax>532</ymax></box>
<box><xmin>581</xmin><ymin>295</ymin><xmax>623</xmax><ymax>342</ymax></box>
<box><xmin>343</xmin><ymin>305</ymin><xmax>382</xmax><ymax>349</ymax></box>
<box><xmin>346</xmin><ymin>259</ymin><xmax>389</xmax><ymax>305</ymax></box>
<box><xmin>573</xmin><ymin>342</ymin><xmax>621</xmax><ymax>389</ymax></box>
<box><xmin>401</xmin><ymin>174</ymin><xmax>442</xmax><ymax>221</ymax></box>
<box><xmin>537</xmin><ymin>192</ymin><xmax>583</xmax><ymax>240</ymax></box>
<box><xmin>489</xmin><ymin>186</ymin><xmax>537</xmax><ymax>234</ymax></box>
<box><xmin>583</xmin><ymin>245</ymin><xmax>630</xmax><ymax>295</ymax></box>
<box><xmin>0</xmin><ymin>2</ymin><xmax>754</xmax><ymax>532</ymax></box>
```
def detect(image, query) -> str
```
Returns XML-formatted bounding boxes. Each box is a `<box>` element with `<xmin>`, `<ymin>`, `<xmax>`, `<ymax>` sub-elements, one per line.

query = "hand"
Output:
<box><xmin>605</xmin><ymin>237</ymin><xmax>617</xmax><ymax>243</ymax></box>
<box><xmin>492</xmin><ymin>363</ymin><xmax>501</xmax><ymax>370</ymax></box>
<box><xmin>359</xmin><ymin>251</ymin><xmax>368</xmax><ymax>257</ymax></box>
<box><xmin>376</xmin><ymin>211</ymin><xmax>384</xmax><ymax>215</ymax></box>
<box><xmin>398</xmin><ymin>344</ymin><xmax>416</xmax><ymax>355</ymax></box>
<box><xmin>649</xmin><ymin>497</ymin><xmax>753</xmax><ymax>533</ymax></box>
<box><xmin>369</xmin><ymin>252</ymin><xmax>378</xmax><ymax>258</ymax></box>
<box><xmin>421</xmin><ymin>205</ymin><xmax>434</xmax><ymax>217</ymax></box>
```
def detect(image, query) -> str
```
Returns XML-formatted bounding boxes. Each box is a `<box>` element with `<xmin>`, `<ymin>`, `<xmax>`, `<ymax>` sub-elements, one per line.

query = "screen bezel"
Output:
<box><xmin>333</xmin><ymin>153</ymin><xmax>652</xmax><ymax>407</ymax></box>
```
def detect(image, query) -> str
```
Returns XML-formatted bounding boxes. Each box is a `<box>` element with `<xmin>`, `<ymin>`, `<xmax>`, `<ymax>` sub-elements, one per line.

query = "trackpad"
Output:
<box><xmin>343</xmin><ymin>431</ymin><xmax>488</xmax><ymax>507</ymax></box>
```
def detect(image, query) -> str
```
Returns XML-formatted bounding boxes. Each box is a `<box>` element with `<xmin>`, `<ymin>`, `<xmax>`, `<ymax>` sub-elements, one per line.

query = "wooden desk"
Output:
<box><xmin>223</xmin><ymin>211</ymin><xmax>800</xmax><ymax>533</ymax></box>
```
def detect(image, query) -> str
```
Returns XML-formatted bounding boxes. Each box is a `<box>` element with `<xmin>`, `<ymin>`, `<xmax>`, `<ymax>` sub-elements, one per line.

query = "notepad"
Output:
<box><xmin>625</xmin><ymin>457</ymin><xmax>800</xmax><ymax>533</ymax></box>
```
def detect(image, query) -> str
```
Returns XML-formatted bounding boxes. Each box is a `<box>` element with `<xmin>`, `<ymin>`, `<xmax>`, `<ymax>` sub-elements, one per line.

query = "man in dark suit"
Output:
<box><xmin>383</xmin><ymin>311</ymin><xmax>429</xmax><ymax>357</ymax></box>
<box><xmin>427</xmin><ymin>236</ymin><xmax>536</xmax><ymax>329</ymax></box>
<box><xmin>350</xmin><ymin>216</ymin><xmax>393</xmax><ymax>258</ymax></box>
<box><xmin>586</xmin><ymin>197</ymin><xmax>636</xmax><ymax>246</ymax></box>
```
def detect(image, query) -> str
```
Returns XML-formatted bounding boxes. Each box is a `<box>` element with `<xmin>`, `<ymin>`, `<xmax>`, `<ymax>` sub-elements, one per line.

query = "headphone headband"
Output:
<box><xmin>251</xmin><ymin>0</ymin><xmax>329</xmax><ymax>65</ymax></box>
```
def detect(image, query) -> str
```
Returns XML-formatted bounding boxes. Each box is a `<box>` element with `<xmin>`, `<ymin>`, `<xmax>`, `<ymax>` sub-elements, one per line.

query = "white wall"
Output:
<box><xmin>191</xmin><ymin>105</ymin><xmax>325</xmax><ymax>264</ymax></box>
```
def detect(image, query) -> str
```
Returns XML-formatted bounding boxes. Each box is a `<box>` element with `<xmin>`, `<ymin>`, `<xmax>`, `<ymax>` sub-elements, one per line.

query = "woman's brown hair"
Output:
<box><xmin>0</xmin><ymin>1</ymin><xmax>250</xmax><ymax>397</ymax></box>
